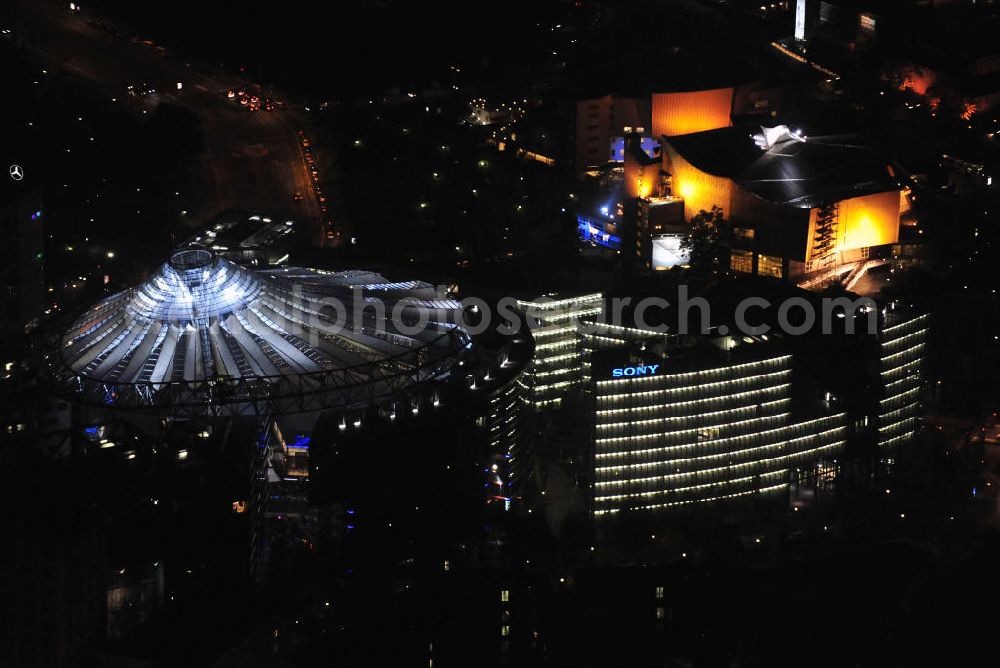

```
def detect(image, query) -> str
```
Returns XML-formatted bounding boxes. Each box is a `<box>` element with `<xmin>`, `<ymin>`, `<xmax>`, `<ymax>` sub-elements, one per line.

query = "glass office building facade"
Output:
<box><xmin>877</xmin><ymin>309</ymin><xmax>928</xmax><ymax>449</ymax></box>
<box><xmin>516</xmin><ymin>293</ymin><xmax>603</xmax><ymax>408</ymax></box>
<box><xmin>590</xmin><ymin>338</ymin><xmax>848</xmax><ymax>515</ymax></box>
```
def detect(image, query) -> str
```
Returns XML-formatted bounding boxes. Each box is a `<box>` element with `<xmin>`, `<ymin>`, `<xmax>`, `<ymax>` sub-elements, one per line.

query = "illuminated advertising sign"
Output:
<box><xmin>795</xmin><ymin>0</ymin><xmax>806</xmax><ymax>40</ymax></box>
<box><xmin>652</xmin><ymin>234</ymin><xmax>690</xmax><ymax>269</ymax></box>
<box><xmin>611</xmin><ymin>364</ymin><xmax>660</xmax><ymax>378</ymax></box>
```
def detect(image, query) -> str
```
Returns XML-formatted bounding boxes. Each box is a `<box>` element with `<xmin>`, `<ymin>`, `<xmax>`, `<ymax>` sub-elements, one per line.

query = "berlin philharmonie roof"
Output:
<box><xmin>664</xmin><ymin>125</ymin><xmax>899</xmax><ymax>208</ymax></box>
<box><xmin>57</xmin><ymin>249</ymin><xmax>470</xmax><ymax>414</ymax></box>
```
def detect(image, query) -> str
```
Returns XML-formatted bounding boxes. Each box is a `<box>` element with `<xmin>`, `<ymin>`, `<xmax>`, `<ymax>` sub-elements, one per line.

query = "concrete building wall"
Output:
<box><xmin>575</xmin><ymin>95</ymin><xmax>650</xmax><ymax>171</ymax></box>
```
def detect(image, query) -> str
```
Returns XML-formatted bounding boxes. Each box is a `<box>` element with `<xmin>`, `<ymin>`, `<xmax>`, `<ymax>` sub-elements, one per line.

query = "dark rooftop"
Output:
<box><xmin>666</xmin><ymin>127</ymin><xmax>762</xmax><ymax>178</ymax></box>
<box><xmin>665</xmin><ymin>127</ymin><xmax>899</xmax><ymax>208</ymax></box>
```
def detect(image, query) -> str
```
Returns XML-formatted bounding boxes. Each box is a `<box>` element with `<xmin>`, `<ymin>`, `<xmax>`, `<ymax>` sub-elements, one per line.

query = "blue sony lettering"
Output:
<box><xmin>610</xmin><ymin>364</ymin><xmax>661</xmax><ymax>379</ymax></box>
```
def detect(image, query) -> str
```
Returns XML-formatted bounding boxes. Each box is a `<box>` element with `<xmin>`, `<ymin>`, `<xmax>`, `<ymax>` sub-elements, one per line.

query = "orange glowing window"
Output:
<box><xmin>730</xmin><ymin>249</ymin><xmax>753</xmax><ymax>274</ymax></box>
<box><xmin>757</xmin><ymin>254</ymin><xmax>784</xmax><ymax>278</ymax></box>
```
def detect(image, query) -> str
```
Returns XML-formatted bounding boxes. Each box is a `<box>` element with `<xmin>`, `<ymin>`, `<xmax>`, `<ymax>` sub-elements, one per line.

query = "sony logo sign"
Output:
<box><xmin>611</xmin><ymin>364</ymin><xmax>660</xmax><ymax>378</ymax></box>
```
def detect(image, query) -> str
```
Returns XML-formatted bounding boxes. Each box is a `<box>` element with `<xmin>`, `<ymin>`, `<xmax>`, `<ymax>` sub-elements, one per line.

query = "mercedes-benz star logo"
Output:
<box><xmin>9</xmin><ymin>164</ymin><xmax>24</xmax><ymax>181</ymax></box>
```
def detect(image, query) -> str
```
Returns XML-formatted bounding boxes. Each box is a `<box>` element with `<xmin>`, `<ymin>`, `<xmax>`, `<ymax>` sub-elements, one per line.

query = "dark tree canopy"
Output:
<box><xmin>682</xmin><ymin>205</ymin><xmax>730</xmax><ymax>275</ymax></box>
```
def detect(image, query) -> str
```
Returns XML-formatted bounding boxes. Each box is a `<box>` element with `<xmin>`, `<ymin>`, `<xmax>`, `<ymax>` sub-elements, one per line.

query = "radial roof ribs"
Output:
<box><xmin>58</xmin><ymin>251</ymin><xmax>471</xmax><ymax>412</ymax></box>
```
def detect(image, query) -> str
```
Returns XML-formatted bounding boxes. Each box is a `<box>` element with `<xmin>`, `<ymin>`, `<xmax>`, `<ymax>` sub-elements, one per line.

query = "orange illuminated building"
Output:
<box><xmin>660</xmin><ymin>125</ymin><xmax>902</xmax><ymax>279</ymax></box>
<box><xmin>580</xmin><ymin>84</ymin><xmax>901</xmax><ymax>281</ymax></box>
<box><xmin>623</xmin><ymin>139</ymin><xmax>661</xmax><ymax>200</ymax></box>
<box><xmin>651</xmin><ymin>87</ymin><xmax>735</xmax><ymax>137</ymax></box>
<box><xmin>576</xmin><ymin>83</ymin><xmax>785</xmax><ymax>172</ymax></box>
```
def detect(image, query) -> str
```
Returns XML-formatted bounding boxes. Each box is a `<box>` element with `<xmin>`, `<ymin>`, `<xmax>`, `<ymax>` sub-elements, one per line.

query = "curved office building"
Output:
<box><xmin>877</xmin><ymin>309</ymin><xmax>928</xmax><ymax>448</ymax></box>
<box><xmin>588</xmin><ymin>328</ymin><xmax>848</xmax><ymax>515</ymax></box>
<box><xmin>56</xmin><ymin>249</ymin><xmax>471</xmax><ymax>416</ymax></box>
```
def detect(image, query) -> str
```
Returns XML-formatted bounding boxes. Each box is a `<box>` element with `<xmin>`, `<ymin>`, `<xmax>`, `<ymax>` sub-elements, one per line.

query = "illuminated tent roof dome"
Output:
<box><xmin>130</xmin><ymin>249</ymin><xmax>263</xmax><ymax>322</ymax></box>
<box><xmin>59</xmin><ymin>250</ymin><xmax>470</xmax><ymax>411</ymax></box>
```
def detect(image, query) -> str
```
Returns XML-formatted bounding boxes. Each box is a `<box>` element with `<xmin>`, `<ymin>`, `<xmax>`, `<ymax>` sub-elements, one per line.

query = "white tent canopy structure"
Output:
<box><xmin>56</xmin><ymin>250</ymin><xmax>471</xmax><ymax>416</ymax></box>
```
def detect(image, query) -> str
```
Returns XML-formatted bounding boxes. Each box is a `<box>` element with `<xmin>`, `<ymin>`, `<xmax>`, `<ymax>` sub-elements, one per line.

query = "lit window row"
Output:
<box><xmin>878</xmin><ymin>386</ymin><xmax>921</xmax><ymax>408</ymax></box>
<box><xmin>595</xmin><ymin>470</ymin><xmax>790</xmax><ymax>504</ymax></box>
<box><xmin>596</xmin><ymin>397</ymin><xmax>791</xmax><ymax>430</ymax></box>
<box><xmin>515</xmin><ymin>294</ymin><xmax>603</xmax><ymax>311</ymax></box>
<box><xmin>596</xmin><ymin>369</ymin><xmax>791</xmax><ymax>404</ymax></box>
<box><xmin>878</xmin><ymin>430</ymin><xmax>917</xmax><ymax>447</ymax></box>
<box><xmin>595</xmin><ymin>417</ymin><xmax>846</xmax><ymax>465</ymax></box>
<box><xmin>596</xmin><ymin>412</ymin><xmax>789</xmax><ymax>446</ymax></box>
<box><xmin>880</xmin><ymin>328</ymin><xmax>928</xmax><ymax>353</ymax></box>
<box><xmin>596</xmin><ymin>384</ymin><xmax>791</xmax><ymax>419</ymax></box>
<box><xmin>881</xmin><ymin>313</ymin><xmax>929</xmax><ymax>336</ymax></box>
<box><xmin>593</xmin><ymin>482</ymin><xmax>788</xmax><ymax>515</ymax></box>
<box><xmin>596</xmin><ymin>431</ymin><xmax>846</xmax><ymax>486</ymax></box>
<box><xmin>880</xmin><ymin>342</ymin><xmax>926</xmax><ymax>365</ymax></box>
